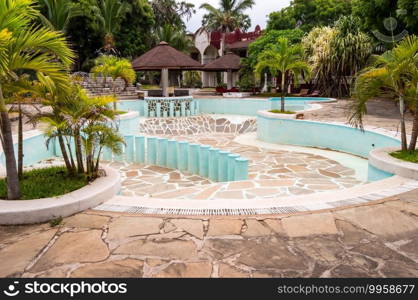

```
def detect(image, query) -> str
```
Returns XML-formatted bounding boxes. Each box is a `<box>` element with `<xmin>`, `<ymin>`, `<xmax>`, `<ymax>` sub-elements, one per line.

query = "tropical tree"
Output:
<box><xmin>303</xmin><ymin>16</ymin><xmax>373</xmax><ymax>97</ymax></box>
<box><xmin>255</xmin><ymin>37</ymin><xmax>311</xmax><ymax>112</ymax></box>
<box><xmin>150</xmin><ymin>0</ymin><xmax>195</xmax><ymax>29</ymax></box>
<box><xmin>38</xmin><ymin>0</ymin><xmax>83</xmax><ymax>32</ymax></box>
<box><xmin>200</xmin><ymin>0</ymin><xmax>255</xmax><ymax>32</ymax></box>
<box><xmin>116</xmin><ymin>0</ymin><xmax>155</xmax><ymax>58</ymax></box>
<box><xmin>0</xmin><ymin>0</ymin><xmax>74</xmax><ymax>200</ymax></box>
<box><xmin>91</xmin><ymin>0</ymin><xmax>131</xmax><ymax>54</ymax></box>
<box><xmin>247</xmin><ymin>29</ymin><xmax>305</xmax><ymax>68</ymax></box>
<box><xmin>350</xmin><ymin>35</ymin><xmax>418</xmax><ymax>151</ymax></box>
<box><xmin>37</xmin><ymin>81</ymin><xmax>125</xmax><ymax>178</ymax></box>
<box><xmin>155</xmin><ymin>24</ymin><xmax>193</xmax><ymax>52</ymax></box>
<box><xmin>91</xmin><ymin>55</ymin><xmax>136</xmax><ymax>109</ymax></box>
<box><xmin>3</xmin><ymin>76</ymin><xmax>40</xmax><ymax>179</ymax></box>
<box><xmin>267</xmin><ymin>0</ymin><xmax>353</xmax><ymax>32</ymax></box>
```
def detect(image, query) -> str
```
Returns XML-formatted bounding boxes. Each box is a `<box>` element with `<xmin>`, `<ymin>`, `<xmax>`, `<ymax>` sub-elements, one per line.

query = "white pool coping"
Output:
<box><xmin>370</xmin><ymin>147</ymin><xmax>418</xmax><ymax>180</ymax></box>
<box><xmin>95</xmin><ymin>175</ymin><xmax>418</xmax><ymax>216</ymax></box>
<box><xmin>0</xmin><ymin>167</ymin><xmax>120</xmax><ymax>225</ymax></box>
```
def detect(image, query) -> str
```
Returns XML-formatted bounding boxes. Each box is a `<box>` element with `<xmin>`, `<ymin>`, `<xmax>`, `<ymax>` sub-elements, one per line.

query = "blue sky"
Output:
<box><xmin>185</xmin><ymin>0</ymin><xmax>292</xmax><ymax>33</ymax></box>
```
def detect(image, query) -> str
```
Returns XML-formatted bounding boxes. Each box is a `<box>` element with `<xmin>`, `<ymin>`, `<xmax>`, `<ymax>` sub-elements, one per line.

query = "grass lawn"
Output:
<box><xmin>269</xmin><ymin>109</ymin><xmax>296</xmax><ymax>114</ymax></box>
<box><xmin>390</xmin><ymin>150</ymin><xmax>418</xmax><ymax>164</ymax></box>
<box><xmin>0</xmin><ymin>167</ymin><xmax>89</xmax><ymax>200</ymax></box>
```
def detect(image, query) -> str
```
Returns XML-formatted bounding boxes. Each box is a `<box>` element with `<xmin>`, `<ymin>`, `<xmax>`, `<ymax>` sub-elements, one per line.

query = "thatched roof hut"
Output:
<box><xmin>203</xmin><ymin>52</ymin><xmax>241</xmax><ymax>72</ymax></box>
<box><xmin>132</xmin><ymin>41</ymin><xmax>202</xmax><ymax>71</ymax></box>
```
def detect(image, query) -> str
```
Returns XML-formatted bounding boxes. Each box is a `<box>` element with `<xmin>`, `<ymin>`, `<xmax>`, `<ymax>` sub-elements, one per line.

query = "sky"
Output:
<box><xmin>185</xmin><ymin>0</ymin><xmax>292</xmax><ymax>33</ymax></box>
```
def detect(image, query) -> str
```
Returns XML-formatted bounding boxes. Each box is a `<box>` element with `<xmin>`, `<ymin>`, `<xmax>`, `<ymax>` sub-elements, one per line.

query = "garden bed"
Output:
<box><xmin>0</xmin><ymin>166</ymin><xmax>120</xmax><ymax>225</ymax></box>
<box><xmin>0</xmin><ymin>167</ymin><xmax>89</xmax><ymax>200</ymax></box>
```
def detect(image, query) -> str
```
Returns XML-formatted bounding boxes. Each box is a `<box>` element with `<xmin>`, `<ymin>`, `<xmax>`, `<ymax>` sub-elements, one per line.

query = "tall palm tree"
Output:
<box><xmin>350</xmin><ymin>35</ymin><xmax>418</xmax><ymax>151</ymax></box>
<box><xmin>200</xmin><ymin>0</ymin><xmax>255</xmax><ymax>32</ymax></box>
<box><xmin>92</xmin><ymin>0</ymin><xmax>131</xmax><ymax>54</ymax></box>
<box><xmin>255</xmin><ymin>37</ymin><xmax>311</xmax><ymax>112</ymax></box>
<box><xmin>0</xmin><ymin>0</ymin><xmax>74</xmax><ymax>199</ymax></box>
<box><xmin>38</xmin><ymin>0</ymin><xmax>83</xmax><ymax>33</ymax></box>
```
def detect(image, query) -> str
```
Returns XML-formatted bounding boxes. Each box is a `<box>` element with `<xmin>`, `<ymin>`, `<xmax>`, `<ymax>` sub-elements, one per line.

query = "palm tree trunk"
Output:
<box><xmin>281</xmin><ymin>72</ymin><xmax>286</xmax><ymax>112</ymax></box>
<box><xmin>18</xmin><ymin>102</ymin><xmax>23</xmax><ymax>179</ymax></box>
<box><xmin>95</xmin><ymin>147</ymin><xmax>102</xmax><ymax>176</ymax></box>
<box><xmin>74</xmin><ymin>133</ymin><xmax>84</xmax><ymax>174</ymax></box>
<box><xmin>399</xmin><ymin>96</ymin><xmax>408</xmax><ymax>151</ymax></box>
<box><xmin>58</xmin><ymin>133</ymin><xmax>74</xmax><ymax>175</ymax></box>
<box><xmin>65</xmin><ymin>136</ymin><xmax>76</xmax><ymax>171</ymax></box>
<box><xmin>408</xmin><ymin>84</ymin><xmax>418</xmax><ymax>151</ymax></box>
<box><xmin>113</xmin><ymin>81</ymin><xmax>117</xmax><ymax>110</ymax></box>
<box><xmin>0</xmin><ymin>85</ymin><xmax>20</xmax><ymax>199</ymax></box>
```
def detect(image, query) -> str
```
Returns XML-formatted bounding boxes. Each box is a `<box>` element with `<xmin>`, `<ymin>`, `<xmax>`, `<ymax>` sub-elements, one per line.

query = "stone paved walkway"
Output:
<box><xmin>0</xmin><ymin>190</ymin><xmax>417</xmax><ymax>278</ymax></box>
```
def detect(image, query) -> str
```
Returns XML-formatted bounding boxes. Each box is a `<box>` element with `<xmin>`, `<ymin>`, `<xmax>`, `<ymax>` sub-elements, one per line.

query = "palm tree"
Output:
<box><xmin>150</xmin><ymin>0</ymin><xmax>195</xmax><ymax>28</ymax></box>
<box><xmin>38</xmin><ymin>0</ymin><xmax>83</xmax><ymax>33</ymax></box>
<box><xmin>57</xmin><ymin>86</ymin><xmax>123</xmax><ymax>178</ymax></box>
<box><xmin>350</xmin><ymin>35</ymin><xmax>418</xmax><ymax>151</ymax></box>
<box><xmin>255</xmin><ymin>37</ymin><xmax>311</xmax><ymax>112</ymax></box>
<box><xmin>200</xmin><ymin>0</ymin><xmax>255</xmax><ymax>32</ymax></box>
<box><xmin>37</xmin><ymin>81</ymin><xmax>124</xmax><ymax>178</ymax></box>
<box><xmin>155</xmin><ymin>24</ymin><xmax>193</xmax><ymax>53</ymax></box>
<box><xmin>91</xmin><ymin>0</ymin><xmax>131</xmax><ymax>54</ymax></box>
<box><xmin>0</xmin><ymin>0</ymin><xmax>74</xmax><ymax>200</ymax></box>
<box><xmin>91</xmin><ymin>55</ymin><xmax>136</xmax><ymax>109</ymax></box>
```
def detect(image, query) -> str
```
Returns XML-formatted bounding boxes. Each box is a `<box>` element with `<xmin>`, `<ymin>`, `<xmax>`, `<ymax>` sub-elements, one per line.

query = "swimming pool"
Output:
<box><xmin>117</xmin><ymin>97</ymin><xmax>336</xmax><ymax>117</ymax></box>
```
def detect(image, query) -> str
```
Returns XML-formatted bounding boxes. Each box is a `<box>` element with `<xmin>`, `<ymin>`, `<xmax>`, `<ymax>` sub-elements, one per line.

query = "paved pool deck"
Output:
<box><xmin>0</xmin><ymin>189</ymin><xmax>417</xmax><ymax>278</ymax></box>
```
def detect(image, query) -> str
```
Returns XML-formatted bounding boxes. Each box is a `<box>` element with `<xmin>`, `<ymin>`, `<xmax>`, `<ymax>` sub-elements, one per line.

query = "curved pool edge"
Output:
<box><xmin>94</xmin><ymin>175</ymin><xmax>418</xmax><ymax>216</ymax></box>
<box><xmin>369</xmin><ymin>147</ymin><xmax>418</xmax><ymax>180</ymax></box>
<box><xmin>0</xmin><ymin>167</ymin><xmax>120</xmax><ymax>225</ymax></box>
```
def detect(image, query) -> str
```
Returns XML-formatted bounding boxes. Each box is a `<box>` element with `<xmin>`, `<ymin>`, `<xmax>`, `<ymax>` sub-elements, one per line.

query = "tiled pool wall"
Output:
<box><xmin>103</xmin><ymin>135</ymin><xmax>249</xmax><ymax>182</ymax></box>
<box><xmin>0</xmin><ymin>113</ymin><xmax>140</xmax><ymax>169</ymax></box>
<box><xmin>257</xmin><ymin>114</ymin><xmax>401</xmax><ymax>181</ymax></box>
<box><xmin>0</xmin><ymin>132</ymin><xmax>56</xmax><ymax>167</ymax></box>
<box><xmin>117</xmin><ymin>98</ymin><xmax>313</xmax><ymax>117</ymax></box>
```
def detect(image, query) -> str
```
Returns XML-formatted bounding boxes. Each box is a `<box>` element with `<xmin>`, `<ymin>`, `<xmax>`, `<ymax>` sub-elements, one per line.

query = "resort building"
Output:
<box><xmin>189</xmin><ymin>26</ymin><xmax>262</xmax><ymax>87</ymax></box>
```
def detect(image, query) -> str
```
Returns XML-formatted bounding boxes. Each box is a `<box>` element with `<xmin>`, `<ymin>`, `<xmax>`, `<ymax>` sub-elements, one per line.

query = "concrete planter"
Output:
<box><xmin>257</xmin><ymin>110</ymin><xmax>297</xmax><ymax>119</ymax></box>
<box><xmin>0</xmin><ymin>167</ymin><xmax>120</xmax><ymax>225</ymax></box>
<box><xmin>369</xmin><ymin>147</ymin><xmax>418</xmax><ymax>180</ymax></box>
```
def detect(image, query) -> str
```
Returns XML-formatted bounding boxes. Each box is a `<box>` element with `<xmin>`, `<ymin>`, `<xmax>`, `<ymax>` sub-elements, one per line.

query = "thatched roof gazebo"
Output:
<box><xmin>203</xmin><ymin>52</ymin><xmax>242</xmax><ymax>89</ymax></box>
<box><xmin>132</xmin><ymin>41</ymin><xmax>202</xmax><ymax>97</ymax></box>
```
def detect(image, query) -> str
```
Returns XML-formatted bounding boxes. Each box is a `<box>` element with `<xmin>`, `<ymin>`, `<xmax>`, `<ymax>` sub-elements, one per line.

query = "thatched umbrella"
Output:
<box><xmin>132</xmin><ymin>41</ymin><xmax>202</xmax><ymax>97</ymax></box>
<box><xmin>203</xmin><ymin>52</ymin><xmax>241</xmax><ymax>89</ymax></box>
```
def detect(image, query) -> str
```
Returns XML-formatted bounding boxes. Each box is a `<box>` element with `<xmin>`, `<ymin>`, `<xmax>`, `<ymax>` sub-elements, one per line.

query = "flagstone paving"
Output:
<box><xmin>107</xmin><ymin>134</ymin><xmax>363</xmax><ymax>200</ymax></box>
<box><xmin>0</xmin><ymin>189</ymin><xmax>417</xmax><ymax>278</ymax></box>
